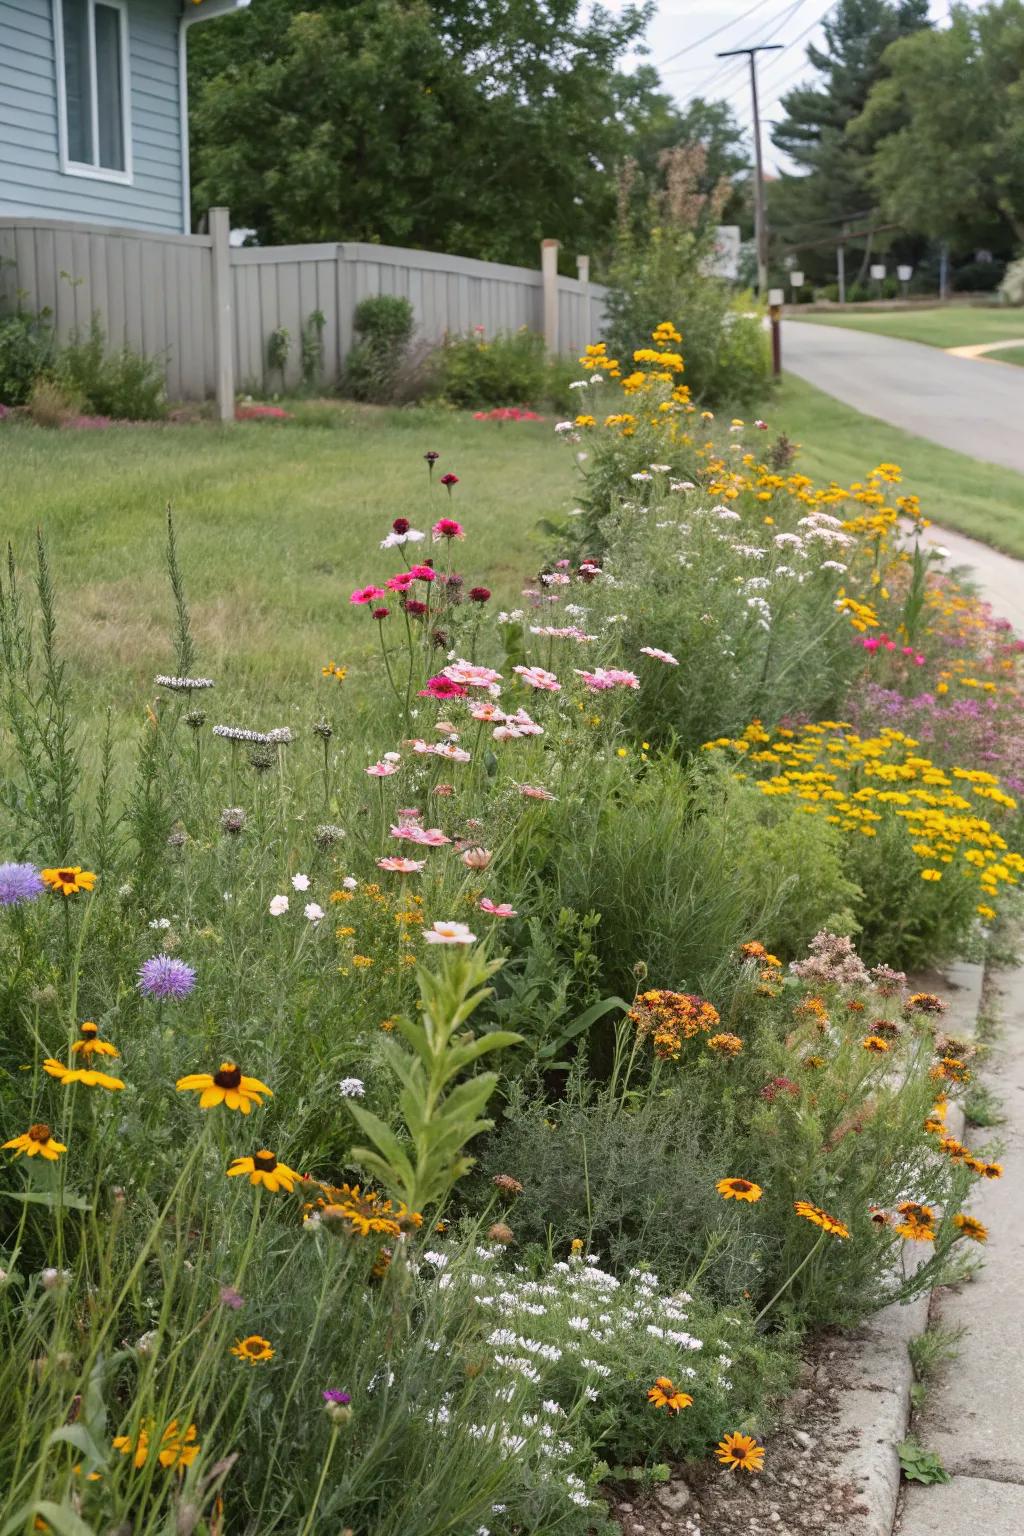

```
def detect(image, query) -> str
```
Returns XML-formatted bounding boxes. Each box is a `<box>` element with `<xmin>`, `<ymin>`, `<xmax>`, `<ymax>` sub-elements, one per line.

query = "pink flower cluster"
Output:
<box><xmin>575</xmin><ymin>667</ymin><xmax>640</xmax><ymax>691</ymax></box>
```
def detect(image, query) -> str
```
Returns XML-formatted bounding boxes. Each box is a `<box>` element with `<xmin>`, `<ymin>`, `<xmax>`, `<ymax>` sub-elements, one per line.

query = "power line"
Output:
<box><xmin>719</xmin><ymin>2</ymin><xmax>837</xmax><ymax>112</ymax></box>
<box><xmin>716</xmin><ymin>44</ymin><xmax>784</xmax><ymax>294</ymax></box>
<box><xmin>658</xmin><ymin>0</ymin><xmax>781</xmax><ymax>70</ymax></box>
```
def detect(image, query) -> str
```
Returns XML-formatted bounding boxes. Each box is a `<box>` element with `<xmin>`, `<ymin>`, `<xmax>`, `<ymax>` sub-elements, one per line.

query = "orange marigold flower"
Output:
<box><xmin>647</xmin><ymin>1377</ymin><xmax>693</xmax><ymax>1413</ymax></box>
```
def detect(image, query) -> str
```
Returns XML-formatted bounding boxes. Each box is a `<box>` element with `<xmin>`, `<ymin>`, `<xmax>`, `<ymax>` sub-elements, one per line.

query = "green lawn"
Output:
<box><xmin>988</xmin><ymin>344</ymin><xmax>1024</xmax><ymax>367</ymax></box>
<box><xmin>792</xmin><ymin>306</ymin><xmax>1024</xmax><ymax>350</ymax></box>
<box><xmin>0</xmin><ymin>402</ymin><xmax>571</xmax><ymax>721</ymax></box>
<box><xmin>767</xmin><ymin>374</ymin><xmax>1024</xmax><ymax>559</ymax></box>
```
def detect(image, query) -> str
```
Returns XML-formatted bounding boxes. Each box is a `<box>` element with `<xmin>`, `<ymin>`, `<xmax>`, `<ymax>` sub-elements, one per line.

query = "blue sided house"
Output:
<box><xmin>0</xmin><ymin>0</ymin><xmax>248</xmax><ymax>234</ymax></box>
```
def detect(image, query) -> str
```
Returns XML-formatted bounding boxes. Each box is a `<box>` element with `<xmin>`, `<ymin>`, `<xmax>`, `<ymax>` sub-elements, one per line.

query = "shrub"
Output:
<box><xmin>55</xmin><ymin>313</ymin><xmax>166</xmax><ymax>419</ymax></box>
<box><xmin>344</xmin><ymin>294</ymin><xmax>415</xmax><ymax>403</ymax></box>
<box><xmin>437</xmin><ymin>327</ymin><xmax>548</xmax><ymax>408</ymax></box>
<box><xmin>952</xmin><ymin>259</ymin><xmax>1005</xmax><ymax>293</ymax></box>
<box><xmin>602</xmin><ymin>227</ymin><xmax>770</xmax><ymax>406</ymax></box>
<box><xmin>0</xmin><ymin>308</ymin><xmax>54</xmax><ymax>404</ymax></box>
<box><xmin>26</xmin><ymin>375</ymin><xmax>81</xmax><ymax>428</ymax></box>
<box><xmin>998</xmin><ymin>256</ymin><xmax>1024</xmax><ymax>305</ymax></box>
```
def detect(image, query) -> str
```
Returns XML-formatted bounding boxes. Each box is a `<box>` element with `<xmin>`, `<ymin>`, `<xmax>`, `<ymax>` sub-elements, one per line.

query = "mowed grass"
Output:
<box><xmin>1</xmin><ymin>403</ymin><xmax>572</xmax><ymax>723</ymax></box>
<box><xmin>767</xmin><ymin>375</ymin><xmax>1024</xmax><ymax>559</ymax></box>
<box><xmin>792</xmin><ymin>306</ymin><xmax>1024</xmax><ymax>350</ymax></box>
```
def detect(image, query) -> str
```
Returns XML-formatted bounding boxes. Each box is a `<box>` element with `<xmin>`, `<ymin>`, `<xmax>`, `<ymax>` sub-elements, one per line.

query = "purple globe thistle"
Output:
<box><xmin>137</xmin><ymin>954</ymin><xmax>196</xmax><ymax>1000</ymax></box>
<box><xmin>0</xmin><ymin>862</ymin><xmax>45</xmax><ymax>907</ymax></box>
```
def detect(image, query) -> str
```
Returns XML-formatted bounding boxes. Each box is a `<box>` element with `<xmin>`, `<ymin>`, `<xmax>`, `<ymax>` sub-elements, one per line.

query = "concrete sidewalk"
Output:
<box><xmin>896</xmin><ymin>964</ymin><xmax>1024</xmax><ymax>1533</ymax></box>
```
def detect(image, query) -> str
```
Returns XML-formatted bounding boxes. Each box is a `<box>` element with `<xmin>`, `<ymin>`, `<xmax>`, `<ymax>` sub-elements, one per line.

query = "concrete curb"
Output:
<box><xmin>827</xmin><ymin>960</ymin><xmax>983</xmax><ymax>1536</ymax></box>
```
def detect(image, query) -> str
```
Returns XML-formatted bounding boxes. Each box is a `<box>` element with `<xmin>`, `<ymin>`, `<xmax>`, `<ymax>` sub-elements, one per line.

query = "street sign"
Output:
<box><xmin>897</xmin><ymin>264</ymin><xmax>913</xmax><ymax>282</ymax></box>
<box><xmin>768</xmin><ymin>288</ymin><xmax>785</xmax><ymax>306</ymax></box>
<box><xmin>870</xmin><ymin>263</ymin><xmax>886</xmax><ymax>280</ymax></box>
<box><xmin>790</xmin><ymin>271</ymin><xmax>804</xmax><ymax>287</ymax></box>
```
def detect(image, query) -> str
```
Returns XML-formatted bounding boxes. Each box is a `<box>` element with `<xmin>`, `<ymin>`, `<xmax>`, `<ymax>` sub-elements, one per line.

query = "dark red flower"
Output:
<box><xmin>372</xmin><ymin>606</ymin><xmax>390</xmax><ymax>621</ymax></box>
<box><xmin>404</xmin><ymin>599</ymin><xmax>428</xmax><ymax>617</ymax></box>
<box><xmin>469</xmin><ymin>587</ymin><xmax>491</xmax><ymax>604</ymax></box>
<box><xmin>392</xmin><ymin>517</ymin><xmax>410</xmax><ymax>534</ymax></box>
<box><xmin>439</xmin><ymin>473</ymin><xmax>459</xmax><ymax>488</ymax></box>
<box><xmin>424</xmin><ymin>451</ymin><xmax>440</xmax><ymax>464</ymax></box>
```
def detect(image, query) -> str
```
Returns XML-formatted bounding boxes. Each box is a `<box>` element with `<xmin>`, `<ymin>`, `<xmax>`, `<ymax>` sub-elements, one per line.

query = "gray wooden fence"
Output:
<box><xmin>0</xmin><ymin>212</ymin><xmax>607</xmax><ymax>411</ymax></box>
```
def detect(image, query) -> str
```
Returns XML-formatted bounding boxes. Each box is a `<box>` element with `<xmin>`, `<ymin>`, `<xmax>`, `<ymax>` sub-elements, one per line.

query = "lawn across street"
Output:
<box><xmin>792</xmin><ymin>305</ymin><xmax>1024</xmax><ymax>350</ymax></box>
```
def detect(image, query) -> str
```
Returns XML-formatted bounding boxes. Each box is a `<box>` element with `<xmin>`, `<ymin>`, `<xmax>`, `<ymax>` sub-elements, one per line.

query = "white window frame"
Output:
<box><xmin>53</xmin><ymin>0</ymin><xmax>133</xmax><ymax>184</ymax></box>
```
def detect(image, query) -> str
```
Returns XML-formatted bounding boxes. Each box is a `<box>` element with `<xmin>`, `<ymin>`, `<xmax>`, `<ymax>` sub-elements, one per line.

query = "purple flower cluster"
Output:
<box><xmin>0</xmin><ymin>862</ymin><xmax>44</xmax><ymax>907</ymax></box>
<box><xmin>137</xmin><ymin>954</ymin><xmax>196</xmax><ymax>1000</ymax></box>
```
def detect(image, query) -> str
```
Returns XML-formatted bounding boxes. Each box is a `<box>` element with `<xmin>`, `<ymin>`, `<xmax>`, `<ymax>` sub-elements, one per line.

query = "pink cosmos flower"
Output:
<box><xmin>480</xmin><ymin>898</ymin><xmax>517</xmax><ymax>918</ymax></box>
<box><xmin>377</xmin><ymin>856</ymin><xmax>427</xmax><ymax>874</ymax></box>
<box><xmin>419</xmin><ymin>676</ymin><xmax>468</xmax><ymax>699</ymax></box>
<box><xmin>391</xmin><ymin>824</ymin><xmax>451</xmax><ymax>846</ymax></box>
<box><xmin>443</xmin><ymin>661</ymin><xmax>504</xmax><ymax>689</ymax></box>
<box><xmin>507</xmin><ymin>709</ymin><xmax>543</xmax><ymax>736</ymax></box>
<box><xmin>516</xmin><ymin>784</ymin><xmax>557</xmax><ymax>801</ymax></box>
<box><xmin>350</xmin><ymin>585</ymin><xmax>387</xmax><ymax>605</ymax></box>
<box><xmin>433</xmin><ymin>517</ymin><xmax>463</xmax><ymax>540</ymax></box>
<box><xmin>461</xmin><ymin>847</ymin><xmax>492</xmax><ymax>869</ymax></box>
<box><xmin>423</xmin><ymin>920</ymin><xmax>476</xmax><ymax>945</ymax></box>
<box><xmin>366</xmin><ymin>760</ymin><xmax>400</xmax><ymax>777</ymax></box>
<box><xmin>433</xmin><ymin>742</ymin><xmax>472</xmax><ymax>762</ymax></box>
<box><xmin>640</xmin><ymin>646</ymin><xmax>679</xmax><ymax>666</ymax></box>
<box><xmin>470</xmin><ymin>702</ymin><xmax>507</xmax><ymax>722</ymax></box>
<box><xmin>493</xmin><ymin>725</ymin><xmax>522</xmax><ymax>741</ymax></box>
<box><xmin>575</xmin><ymin>667</ymin><xmax>640</xmax><ymax>691</ymax></box>
<box><xmin>514</xmin><ymin>665</ymin><xmax>561</xmax><ymax>692</ymax></box>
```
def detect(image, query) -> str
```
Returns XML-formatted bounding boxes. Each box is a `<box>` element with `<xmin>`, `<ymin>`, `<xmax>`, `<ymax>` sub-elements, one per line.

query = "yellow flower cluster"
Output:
<box><xmin>705</xmin><ymin>721</ymin><xmax>1022</xmax><ymax>915</ymax></box>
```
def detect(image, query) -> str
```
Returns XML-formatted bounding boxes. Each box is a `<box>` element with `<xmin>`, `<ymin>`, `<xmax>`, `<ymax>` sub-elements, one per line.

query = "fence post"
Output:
<box><xmin>209</xmin><ymin>206</ymin><xmax>235</xmax><ymax>421</ymax></box>
<box><xmin>576</xmin><ymin>255</ymin><xmax>590</xmax><ymax>287</ymax></box>
<box><xmin>541</xmin><ymin>239</ymin><xmax>560</xmax><ymax>353</ymax></box>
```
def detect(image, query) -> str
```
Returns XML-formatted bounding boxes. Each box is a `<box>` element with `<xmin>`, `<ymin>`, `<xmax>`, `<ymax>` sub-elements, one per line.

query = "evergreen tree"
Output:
<box><xmin>767</xmin><ymin>0</ymin><xmax>930</xmax><ymax>275</ymax></box>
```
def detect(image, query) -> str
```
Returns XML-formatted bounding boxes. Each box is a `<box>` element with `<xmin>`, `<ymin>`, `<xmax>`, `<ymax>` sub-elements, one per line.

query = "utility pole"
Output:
<box><xmin>717</xmin><ymin>44</ymin><xmax>782</xmax><ymax>296</ymax></box>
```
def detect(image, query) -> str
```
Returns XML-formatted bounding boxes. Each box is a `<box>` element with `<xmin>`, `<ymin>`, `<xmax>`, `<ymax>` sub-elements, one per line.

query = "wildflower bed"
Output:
<box><xmin>0</xmin><ymin>326</ymin><xmax>1020</xmax><ymax>1535</ymax></box>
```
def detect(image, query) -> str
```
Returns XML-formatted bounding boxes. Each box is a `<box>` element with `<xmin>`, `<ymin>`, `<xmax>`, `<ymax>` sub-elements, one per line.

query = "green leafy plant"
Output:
<box><xmin>301</xmin><ymin>308</ymin><xmax>326</xmax><ymax>389</ymax></box>
<box><xmin>267</xmin><ymin>324</ymin><xmax>291</xmax><ymax>391</ymax></box>
<box><xmin>343</xmin><ymin>295</ymin><xmax>415</xmax><ymax>403</ymax></box>
<box><xmin>55</xmin><ymin>313</ymin><xmax>165</xmax><ymax>419</ymax></box>
<box><xmin>898</xmin><ymin>1437</ymin><xmax>952</xmax><ymax>1485</ymax></box>
<box><xmin>345</xmin><ymin>947</ymin><xmax>521</xmax><ymax>1211</ymax></box>
<box><xmin>0</xmin><ymin>307</ymin><xmax>54</xmax><ymax>405</ymax></box>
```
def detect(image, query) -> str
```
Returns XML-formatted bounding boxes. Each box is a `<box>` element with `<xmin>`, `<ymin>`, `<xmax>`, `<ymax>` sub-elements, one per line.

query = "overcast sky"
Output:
<box><xmin>604</xmin><ymin>0</ymin><xmax>976</xmax><ymax>175</ymax></box>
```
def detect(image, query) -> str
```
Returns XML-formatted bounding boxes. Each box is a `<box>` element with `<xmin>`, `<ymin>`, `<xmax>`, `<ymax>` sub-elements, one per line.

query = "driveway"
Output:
<box><xmin>784</xmin><ymin>320</ymin><xmax>1024</xmax><ymax>476</ymax></box>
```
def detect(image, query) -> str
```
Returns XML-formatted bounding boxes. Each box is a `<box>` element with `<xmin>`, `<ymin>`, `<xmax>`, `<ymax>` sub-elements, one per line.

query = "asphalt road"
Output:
<box><xmin>784</xmin><ymin>320</ymin><xmax>1024</xmax><ymax>475</ymax></box>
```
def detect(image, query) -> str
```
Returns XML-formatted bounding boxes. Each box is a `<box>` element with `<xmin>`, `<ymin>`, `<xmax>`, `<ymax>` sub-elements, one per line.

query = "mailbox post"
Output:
<box><xmin>768</xmin><ymin>287</ymin><xmax>784</xmax><ymax>376</ymax></box>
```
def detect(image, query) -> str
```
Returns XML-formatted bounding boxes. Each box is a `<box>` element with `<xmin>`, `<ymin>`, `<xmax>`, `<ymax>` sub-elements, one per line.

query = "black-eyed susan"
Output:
<box><xmin>793</xmin><ymin>1199</ymin><xmax>849</xmax><ymax>1239</ymax></box>
<box><xmin>226</xmin><ymin>1149</ymin><xmax>299</xmax><ymax>1193</ymax></box>
<box><xmin>715</xmin><ymin>1432</ymin><xmax>765</xmax><ymax>1473</ymax></box>
<box><xmin>71</xmin><ymin>1022</ymin><xmax>119</xmax><ymax>1059</ymax></box>
<box><xmin>981</xmin><ymin>1161</ymin><xmax>1003</xmax><ymax>1180</ymax></box>
<box><xmin>954</xmin><ymin>1213</ymin><xmax>988</xmax><ymax>1244</ymax></box>
<box><xmin>112</xmin><ymin>1418</ymin><xmax>199</xmax><ymax>1470</ymax></box>
<box><xmin>40</xmin><ymin>866</ymin><xmax>96</xmax><ymax>897</ymax></box>
<box><xmin>176</xmin><ymin>1061</ymin><xmax>272</xmax><ymax>1113</ymax></box>
<box><xmin>894</xmin><ymin>1200</ymin><xmax>936</xmax><ymax>1242</ymax></box>
<box><xmin>230</xmin><ymin>1334</ymin><xmax>274</xmax><ymax>1365</ymax></box>
<box><xmin>716</xmin><ymin>1177</ymin><xmax>763</xmax><ymax>1203</ymax></box>
<box><xmin>4</xmin><ymin>1122</ymin><xmax>67</xmax><ymax>1160</ymax></box>
<box><xmin>43</xmin><ymin>1058</ymin><xmax>124</xmax><ymax>1092</ymax></box>
<box><xmin>647</xmin><ymin>1377</ymin><xmax>693</xmax><ymax>1413</ymax></box>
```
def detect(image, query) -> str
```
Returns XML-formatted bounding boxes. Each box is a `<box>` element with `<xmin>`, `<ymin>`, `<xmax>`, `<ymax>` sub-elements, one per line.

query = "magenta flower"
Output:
<box><xmin>350</xmin><ymin>586</ymin><xmax>387</xmax><ymax>606</ymax></box>
<box><xmin>419</xmin><ymin>676</ymin><xmax>468</xmax><ymax>699</ymax></box>
<box><xmin>138</xmin><ymin>954</ymin><xmax>196</xmax><ymax>1000</ymax></box>
<box><xmin>323</xmin><ymin>1389</ymin><xmax>352</xmax><ymax>1405</ymax></box>
<box><xmin>386</xmin><ymin>573</ymin><xmax>415</xmax><ymax>593</ymax></box>
<box><xmin>432</xmin><ymin>516</ymin><xmax>463</xmax><ymax>540</ymax></box>
<box><xmin>409</xmin><ymin>564</ymin><xmax>436</xmax><ymax>583</ymax></box>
